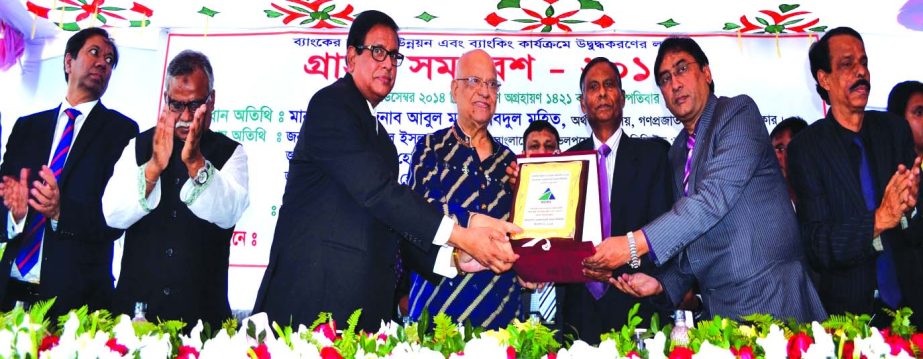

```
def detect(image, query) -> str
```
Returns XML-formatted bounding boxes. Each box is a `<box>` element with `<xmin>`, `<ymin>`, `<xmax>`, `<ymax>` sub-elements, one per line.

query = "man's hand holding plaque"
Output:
<box><xmin>452</xmin><ymin>213</ymin><xmax>522</xmax><ymax>274</ymax></box>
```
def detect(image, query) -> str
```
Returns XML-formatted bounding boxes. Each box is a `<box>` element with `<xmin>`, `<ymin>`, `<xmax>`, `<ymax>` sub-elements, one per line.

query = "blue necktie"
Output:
<box><xmin>14</xmin><ymin>108</ymin><xmax>80</xmax><ymax>276</ymax></box>
<box><xmin>853</xmin><ymin>136</ymin><xmax>901</xmax><ymax>308</ymax></box>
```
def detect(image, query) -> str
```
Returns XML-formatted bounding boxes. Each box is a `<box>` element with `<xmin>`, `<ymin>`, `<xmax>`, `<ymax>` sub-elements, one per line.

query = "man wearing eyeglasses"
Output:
<box><xmin>253</xmin><ymin>11</ymin><xmax>521</xmax><ymax>331</ymax></box>
<box><xmin>587</xmin><ymin>37</ymin><xmax>826</xmax><ymax>322</ymax></box>
<box><xmin>0</xmin><ymin>27</ymin><xmax>138</xmax><ymax>319</ymax></box>
<box><xmin>102</xmin><ymin>50</ymin><xmax>249</xmax><ymax>327</ymax></box>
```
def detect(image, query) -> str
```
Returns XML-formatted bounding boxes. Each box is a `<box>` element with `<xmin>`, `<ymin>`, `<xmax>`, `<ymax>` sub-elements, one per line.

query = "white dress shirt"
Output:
<box><xmin>8</xmin><ymin>98</ymin><xmax>98</xmax><ymax>283</ymax></box>
<box><xmin>101</xmin><ymin>137</ymin><xmax>250</xmax><ymax>230</ymax></box>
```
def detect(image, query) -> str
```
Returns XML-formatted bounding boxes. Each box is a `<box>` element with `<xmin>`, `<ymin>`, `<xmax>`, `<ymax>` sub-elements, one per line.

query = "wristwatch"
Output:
<box><xmin>193</xmin><ymin>162</ymin><xmax>211</xmax><ymax>186</ymax></box>
<box><xmin>626</xmin><ymin>231</ymin><xmax>641</xmax><ymax>269</ymax></box>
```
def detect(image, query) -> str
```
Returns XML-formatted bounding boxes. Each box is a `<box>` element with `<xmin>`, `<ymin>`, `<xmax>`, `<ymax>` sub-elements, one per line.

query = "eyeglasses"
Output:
<box><xmin>165</xmin><ymin>95</ymin><xmax>210</xmax><ymax>113</ymax></box>
<box><xmin>455</xmin><ymin>77</ymin><xmax>502</xmax><ymax>92</ymax></box>
<box><xmin>656</xmin><ymin>61</ymin><xmax>698</xmax><ymax>88</ymax></box>
<box><xmin>355</xmin><ymin>45</ymin><xmax>404</xmax><ymax>66</ymax></box>
<box><xmin>774</xmin><ymin>144</ymin><xmax>786</xmax><ymax>154</ymax></box>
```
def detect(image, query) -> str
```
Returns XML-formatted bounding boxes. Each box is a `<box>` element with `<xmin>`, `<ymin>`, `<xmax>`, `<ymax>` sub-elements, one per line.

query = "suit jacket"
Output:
<box><xmin>559</xmin><ymin>133</ymin><xmax>673</xmax><ymax>344</ymax></box>
<box><xmin>787</xmin><ymin>110</ymin><xmax>923</xmax><ymax>323</ymax></box>
<box><xmin>0</xmin><ymin>103</ymin><xmax>138</xmax><ymax>317</ymax></box>
<box><xmin>253</xmin><ymin>74</ymin><xmax>444</xmax><ymax>331</ymax></box>
<box><xmin>642</xmin><ymin>95</ymin><xmax>826</xmax><ymax>322</ymax></box>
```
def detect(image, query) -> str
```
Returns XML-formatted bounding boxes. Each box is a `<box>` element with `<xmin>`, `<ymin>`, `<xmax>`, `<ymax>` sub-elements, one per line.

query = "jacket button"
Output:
<box><xmin>165</xmin><ymin>248</ymin><xmax>174</xmax><ymax>257</ymax></box>
<box><xmin>172</xmin><ymin>210</ymin><xmax>177</xmax><ymax>218</ymax></box>
<box><xmin>480</xmin><ymin>184</ymin><xmax>486</xmax><ymax>190</ymax></box>
<box><xmin>175</xmin><ymin>178</ymin><xmax>181</xmax><ymax>185</ymax></box>
<box><xmin>162</xmin><ymin>287</ymin><xmax>171</xmax><ymax>295</ymax></box>
<box><xmin>480</xmin><ymin>204</ymin><xmax>487</xmax><ymax>210</ymax></box>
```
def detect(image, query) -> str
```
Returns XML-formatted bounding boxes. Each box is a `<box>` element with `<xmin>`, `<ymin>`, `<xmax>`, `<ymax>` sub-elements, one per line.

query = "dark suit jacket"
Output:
<box><xmin>642</xmin><ymin>95</ymin><xmax>826</xmax><ymax>322</ymax></box>
<box><xmin>0</xmin><ymin>103</ymin><xmax>138</xmax><ymax>317</ymax></box>
<box><xmin>787</xmin><ymin>110</ymin><xmax>923</xmax><ymax>323</ymax></box>
<box><xmin>253</xmin><ymin>74</ymin><xmax>445</xmax><ymax>331</ymax></box>
<box><xmin>559</xmin><ymin>133</ymin><xmax>673</xmax><ymax>344</ymax></box>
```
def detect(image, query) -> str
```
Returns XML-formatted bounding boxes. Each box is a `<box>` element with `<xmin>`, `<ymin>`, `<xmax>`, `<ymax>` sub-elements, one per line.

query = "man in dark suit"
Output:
<box><xmin>102</xmin><ymin>50</ymin><xmax>249</xmax><ymax>327</ymax></box>
<box><xmin>787</xmin><ymin>27</ymin><xmax>923</xmax><ymax>325</ymax></box>
<box><xmin>253</xmin><ymin>10</ymin><xmax>520</xmax><ymax>331</ymax></box>
<box><xmin>559</xmin><ymin>57</ymin><xmax>673</xmax><ymax>344</ymax></box>
<box><xmin>587</xmin><ymin>37</ymin><xmax>827</xmax><ymax>322</ymax></box>
<box><xmin>0</xmin><ymin>27</ymin><xmax>138</xmax><ymax>318</ymax></box>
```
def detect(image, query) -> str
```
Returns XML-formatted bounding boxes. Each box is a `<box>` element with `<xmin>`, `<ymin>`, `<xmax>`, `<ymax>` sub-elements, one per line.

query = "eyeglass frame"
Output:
<box><xmin>454</xmin><ymin>76</ymin><xmax>502</xmax><ymax>93</ymax></box>
<box><xmin>354</xmin><ymin>44</ymin><xmax>404</xmax><ymax>66</ymax></box>
<box><xmin>164</xmin><ymin>94</ymin><xmax>211</xmax><ymax>114</ymax></box>
<box><xmin>656</xmin><ymin>60</ymin><xmax>699</xmax><ymax>88</ymax></box>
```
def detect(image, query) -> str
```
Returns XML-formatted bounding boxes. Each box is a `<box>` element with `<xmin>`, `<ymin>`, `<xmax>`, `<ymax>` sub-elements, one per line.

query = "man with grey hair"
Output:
<box><xmin>102</xmin><ymin>50</ymin><xmax>249</xmax><ymax>326</ymax></box>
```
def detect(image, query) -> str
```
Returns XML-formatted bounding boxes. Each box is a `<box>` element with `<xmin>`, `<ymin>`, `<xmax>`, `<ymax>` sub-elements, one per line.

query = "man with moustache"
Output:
<box><xmin>559</xmin><ymin>57</ymin><xmax>672</xmax><ymax>343</ymax></box>
<box><xmin>787</xmin><ymin>27</ymin><xmax>923</xmax><ymax>325</ymax></box>
<box><xmin>102</xmin><ymin>50</ymin><xmax>249</xmax><ymax>327</ymax></box>
<box><xmin>586</xmin><ymin>38</ymin><xmax>826</xmax><ymax>322</ymax></box>
<box><xmin>406</xmin><ymin>49</ymin><xmax>523</xmax><ymax>329</ymax></box>
<box><xmin>523</xmin><ymin>120</ymin><xmax>561</xmax><ymax>156</ymax></box>
<box><xmin>253</xmin><ymin>11</ymin><xmax>520</xmax><ymax>331</ymax></box>
<box><xmin>0</xmin><ymin>27</ymin><xmax>138</xmax><ymax>318</ymax></box>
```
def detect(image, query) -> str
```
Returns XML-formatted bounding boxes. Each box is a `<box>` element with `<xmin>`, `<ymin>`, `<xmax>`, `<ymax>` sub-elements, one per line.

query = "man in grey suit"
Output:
<box><xmin>584</xmin><ymin>37</ymin><xmax>827</xmax><ymax>322</ymax></box>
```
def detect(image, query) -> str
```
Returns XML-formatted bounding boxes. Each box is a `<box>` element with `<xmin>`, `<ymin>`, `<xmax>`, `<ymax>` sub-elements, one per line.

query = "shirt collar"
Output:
<box><xmin>60</xmin><ymin>97</ymin><xmax>99</xmax><ymax>119</ymax></box>
<box><xmin>591</xmin><ymin>126</ymin><xmax>623</xmax><ymax>153</ymax></box>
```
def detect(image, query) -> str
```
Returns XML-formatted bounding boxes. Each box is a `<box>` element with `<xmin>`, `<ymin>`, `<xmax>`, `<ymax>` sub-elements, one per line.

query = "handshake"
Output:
<box><xmin>448</xmin><ymin>213</ymin><xmax>523</xmax><ymax>274</ymax></box>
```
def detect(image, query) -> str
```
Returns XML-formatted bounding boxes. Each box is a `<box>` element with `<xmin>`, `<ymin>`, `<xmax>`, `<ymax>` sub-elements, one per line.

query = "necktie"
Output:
<box><xmin>15</xmin><ymin>108</ymin><xmax>80</xmax><ymax>276</ymax></box>
<box><xmin>533</xmin><ymin>284</ymin><xmax>556</xmax><ymax>322</ymax></box>
<box><xmin>683</xmin><ymin>133</ymin><xmax>696</xmax><ymax>196</ymax></box>
<box><xmin>853</xmin><ymin>136</ymin><xmax>902</xmax><ymax>308</ymax></box>
<box><xmin>587</xmin><ymin>144</ymin><xmax>612</xmax><ymax>300</ymax></box>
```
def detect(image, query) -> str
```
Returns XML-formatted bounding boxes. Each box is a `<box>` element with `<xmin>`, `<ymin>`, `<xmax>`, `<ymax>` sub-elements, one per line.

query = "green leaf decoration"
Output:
<box><xmin>578</xmin><ymin>0</ymin><xmax>604</xmax><ymax>11</ymax></box>
<box><xmin>76</xmin><ymin>0</ymin><xmax>87</xmax><ymax>5</ymax></box>
<box><xmin>658</xmin><ymin>18</ymin><xmax>680</xmax><ymax>28</ymax></box>
<box><xmin>329</xmin><ymin>18</ymin><xmax>347</xmax><ymax>26</ymax></box>
<box><xmin>299</xmin><ymin>18</ymin><xmax>315</xmax><ymax>25</ymax></box>
<box><xmin>779</xmin><ymin>4</ymin><xmax>800</xmax><ymax>13</ymax></box>
<box><xmin>723</xmin><ymin>22</ymin><xmax>741</xmax><ymax>30</ymax></box>
<box><xmin>755</xmin><ymin>17</ymin><xmax>769</xmax><ymax>26</ymax></box>
<box><xmin>415</xmin><ymin>11</ymin><xmax>437</xmax><ymax>22</ymax></box>
<box><xmin>497</xmin><ymin>0</ymin><xmax>521</xmax><ymax>10</ymax></box>
<box><xmin>289</xmin><ymin>5</ymin><xmax>310</xmax><ymax>14</ymax></box>
<box><xmin>781</xmin><ymin>18</ymin><xmax>803</xmax><ymax>26</ymax></box>
<box><xmin>560</xmin><ymin>19</ymin><xmax>586</xmax><ymax>24</ymax></box>
<box><xmin>321</xmin><ymin>4</ymin><xmax>336</xmax><ymax>13</ymax></box>
<box><xmin>541</xmin><ymin>25</ymin><xmax>552</xmax><ymax>32</ymax></box>
<box><xmin>129</xmin><ymin>19</ymin><xmax>151</xmax><ymax>27</ymax></box>
<box><xmin>96</xmin><ymin>13</ymin><xmax>107</xmax><ymax>24</ymax></box>
<box><xmin>808</xmin><ymin>25</ymin><xmax>828</xmax><ymax>32</ymax></box>
<box><xmin>513</xmin><ymin>18</ymin><xmax>539</xmax><ymax>23</ymax></box>
<box><xmin>100</xmin><ymin>6</ymin><xmax>125</xmax><ymax>11</ymax></box>
<box><xmin>766</xmin><ymin>24</ymin><xmax>784</xmax><ymax>33</ymax></box>
<box><xmin>60</xmin><ymin>6</ymin><xmax>81</xmax><ymax>11</ymax></box>
<box><xmin>264</xmin><ymin>9</ymin><xmax>284</xmax><ymax>18</ymax></box>
<box><xmin>198</xmin><ymin>6</ymin><xmax>219</xmax><ymax>17</ymax></box>
<box><xmin>545</xmin><ymin>5</ymin><xmax>555</xmax><ymax>17</ymax></box>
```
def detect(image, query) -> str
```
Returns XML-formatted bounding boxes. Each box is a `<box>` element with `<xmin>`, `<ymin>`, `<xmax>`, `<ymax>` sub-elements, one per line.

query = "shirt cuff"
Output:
<box><xmin>431</xmin><ymin>216</ymin><xmax>454</xmax><ymax>246</ymax></box>
<box><xmin>7</xmin><ymin>211</ymin><xmax>25</xmax><ymax>240</ymax></box>
<box><xmin>180</xmin><ymin>161</ymin><xmax>214</xmax><ymax>206</ymax></box>
<box><xmin>50</xmin><ymin>218</ymin><xmax>58</xmax><ymax>232</ymax></box>
<box><xmin>642</xmin><ymin>227</ymin><xmax>658</xmax><ymax>264</ymax></box>
<box><xmin>138</xmin><ymin>164</ymin><xmax>161</xmax><ymax>212</ymax></box>
<box><xmin>432</xmin><ymin>245</ymin><xmax>458</xmax><ymax>278</ymax></box>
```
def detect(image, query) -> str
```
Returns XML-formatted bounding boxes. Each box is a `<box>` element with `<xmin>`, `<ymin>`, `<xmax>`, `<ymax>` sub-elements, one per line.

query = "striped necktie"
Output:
<box><xmin>14</xmin><ymin>108</ymin><xmax>80</xmax><ymax>276</ymax></box>
<box><xmin>683</xmin><ymin>133</ymin><xmax>695</xmax><ymax>196</ymax></box>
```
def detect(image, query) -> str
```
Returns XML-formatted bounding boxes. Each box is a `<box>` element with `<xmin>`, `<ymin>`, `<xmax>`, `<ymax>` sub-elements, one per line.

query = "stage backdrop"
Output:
<box><xmin>162</xmin><ymin>29</ymin><xmax>833</xmax><ymax>311</ymax></box>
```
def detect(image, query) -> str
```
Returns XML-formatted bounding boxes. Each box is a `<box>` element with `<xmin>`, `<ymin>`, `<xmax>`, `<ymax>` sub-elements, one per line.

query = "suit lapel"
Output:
<box><xmin>36</xmin><ymin>107</ymin><xmax>60</xmax><ymax>168</ymax></box>
<box><xmin>670</xmin><ymin>132</ymin><xmax>686</xmax><ymax>199</ymax></box>
<box><xmin>58</xmin><ymin>102</ymin><xmax>105</xmax><ymax>186</ymax></box>
<box><xmin>685</xmin><ymin>96</ymin><xmax>717</xmax><ymax>196</ymax></box>
<box><xmin>864</xmin><ymin>115</ymin><xmax>894</xmax><ymax>200</ymax></box>
<box><xmin>611</xmin><ymin>133</ymin><xmax>638</xmax><ymax>230</ymax></box>
<box><xmin>818</xmin><ymin>116</ymin><xmax>867</xmax><ymax>210</ymax></box>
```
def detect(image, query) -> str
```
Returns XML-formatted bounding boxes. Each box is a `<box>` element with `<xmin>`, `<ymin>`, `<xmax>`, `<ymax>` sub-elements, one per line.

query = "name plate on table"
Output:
<box><xmin>510</xmin><ymin>151</ymin><xmax>602</xmax><ymax>283</ymax></box>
